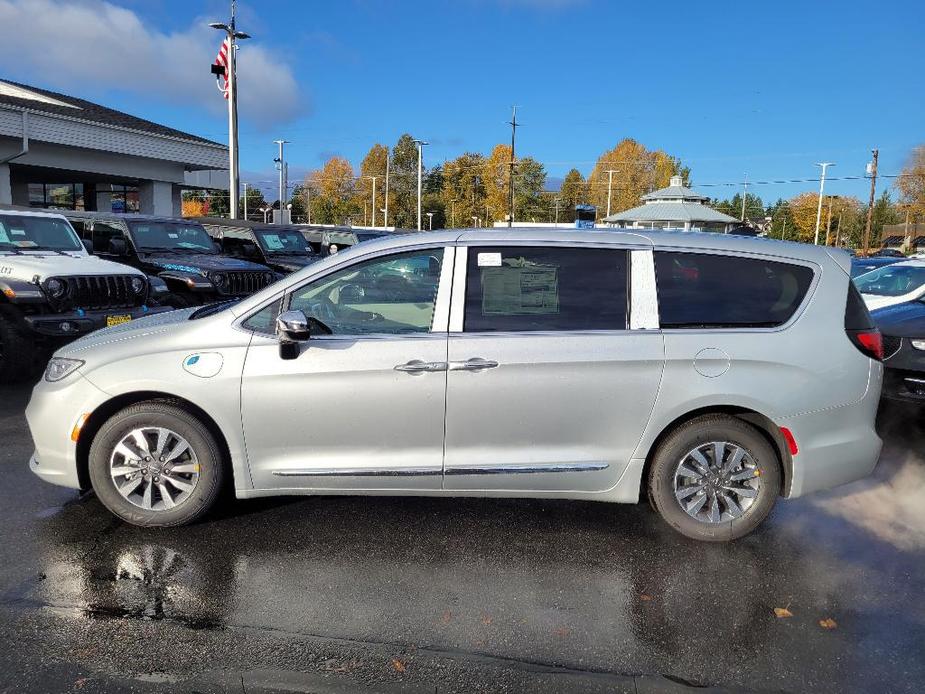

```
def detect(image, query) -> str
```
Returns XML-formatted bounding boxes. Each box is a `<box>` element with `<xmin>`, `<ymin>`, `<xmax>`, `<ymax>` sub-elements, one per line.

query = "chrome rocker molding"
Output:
<box><xmin>271</xmin><ymin>462</ymin><xmax>609</xmax><ymax>477</ymax></box>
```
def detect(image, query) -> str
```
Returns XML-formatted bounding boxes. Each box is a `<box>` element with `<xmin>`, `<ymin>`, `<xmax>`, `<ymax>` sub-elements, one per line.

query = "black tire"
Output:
<box><xmin>648</xmin><ymin>415</ymin><xmax>781</xmax><ymax>542</ymax></box>
<box><xmin>88</xmin><ymin>400</ymin><xmax>226</xmax><ymax>527</ymax></box>
<box><xmin>0</xmin><ymin>314</ymin><xmax>36</xmax><ymax>384</ymax></box>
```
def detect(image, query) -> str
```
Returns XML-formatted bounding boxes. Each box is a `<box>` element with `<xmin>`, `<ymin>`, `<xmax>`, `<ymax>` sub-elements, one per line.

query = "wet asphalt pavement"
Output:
<box><xmin>1</xmin><ymin>384</ymin><xmax>924</xmax><ymax>693</ymax></box>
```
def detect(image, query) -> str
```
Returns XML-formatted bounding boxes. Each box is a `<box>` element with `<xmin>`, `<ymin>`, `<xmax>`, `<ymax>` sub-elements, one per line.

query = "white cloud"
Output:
<box><xmin>0</xmin><ymin>0</ymin><xmax>304</xmax><ymax>130</ymax></box>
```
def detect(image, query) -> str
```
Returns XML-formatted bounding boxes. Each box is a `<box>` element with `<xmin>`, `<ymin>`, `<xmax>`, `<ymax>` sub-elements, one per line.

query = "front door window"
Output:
<box><xmin>289</xmin><ymin>248</ymin><xmax>445</xmax><ymax>335</ymax></box>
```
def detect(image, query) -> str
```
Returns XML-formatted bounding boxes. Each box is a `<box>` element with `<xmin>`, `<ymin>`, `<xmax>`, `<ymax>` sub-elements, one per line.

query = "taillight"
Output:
<box><xmin>848</xmin><ymin>328</ymin><xmax>883</xmax><ymax>361</ymax></box>
<box><xmin>844</xmin><ymin>281</ymin><xmax>881</xmax><ymax>361</ymax></box>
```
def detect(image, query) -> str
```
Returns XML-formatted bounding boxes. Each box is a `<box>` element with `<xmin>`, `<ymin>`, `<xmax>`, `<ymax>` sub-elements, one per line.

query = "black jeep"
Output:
<box><xmin>63</xmin><ymin>212</ymin><xmax>276</xmax><ymax>307</ymax></box>
<box><xmin>195</xmin><ymin>217</ymin><xmax>321</xmax><ymax>275</ymax></box>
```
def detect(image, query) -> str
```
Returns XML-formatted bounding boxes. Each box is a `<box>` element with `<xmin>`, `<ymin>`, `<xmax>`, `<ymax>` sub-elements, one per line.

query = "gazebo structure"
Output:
<box><xmin>603</xmin><ymin>176</ymin><xmax>738</xmax><ymax>232</ymax></box>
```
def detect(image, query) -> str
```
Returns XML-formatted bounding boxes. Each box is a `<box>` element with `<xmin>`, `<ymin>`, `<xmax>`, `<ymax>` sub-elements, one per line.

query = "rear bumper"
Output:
<box><xmin>23</xmin><ymin>305</ymin><xmax>171</xmax><ymax>337</ymax></box>
<box><xmin>781</xmin><ymin>363</ymin><xmax>883</xmax><ymax>498</ymax></box>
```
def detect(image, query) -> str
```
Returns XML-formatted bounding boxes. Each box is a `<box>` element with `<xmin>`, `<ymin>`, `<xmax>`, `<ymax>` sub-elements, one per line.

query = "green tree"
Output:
<box><xmin>558</xmin><ymin>168</ymin><xmax>588</xmax><ymax>222</ymax></box>
<box><xmin>513</xmin><ymin>156</ymin><xmax>547</xmax><ymax>222</ymax></box>
<box><xmin>714</xmin><ymin>193</ymin><xmax>765</xmax><ymax>222</ymax></box>
<box><xmin>239</xmin><ymin>185</ymin><xmax>267</xmax><ymax>220</ymax></box>
<box><xmin>388</xmin><ymin>134</ymin><xmax>420</xmax><ymax>229</ymax></box>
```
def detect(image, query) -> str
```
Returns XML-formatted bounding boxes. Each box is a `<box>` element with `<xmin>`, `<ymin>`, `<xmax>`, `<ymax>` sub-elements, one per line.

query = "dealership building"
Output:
<box><xmin>0</xmin><ymin>80</ymin><xmax>227</xmax><ymax>217</ymax></box>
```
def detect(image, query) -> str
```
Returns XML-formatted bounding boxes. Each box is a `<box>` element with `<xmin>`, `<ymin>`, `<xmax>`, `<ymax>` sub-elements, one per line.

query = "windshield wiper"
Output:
<box><xmin>0</xmin><ymin>246</ymin><xmax>24</xmax><ymax>255</ymax></box>
<box><xmin>24</xmin><ymin>246</ymin><xmax>70</xmax><ymax>255</ymax></box>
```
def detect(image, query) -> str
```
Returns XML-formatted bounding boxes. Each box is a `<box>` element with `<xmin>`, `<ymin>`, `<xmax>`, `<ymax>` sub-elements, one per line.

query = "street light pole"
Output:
<box><xmin>209</xmin><ymin>1</ymin><xmax>250</xmax><ymax>220</ymax></box>
<box><xmin>740</xmin><ymin>174</ymin><xmax>748</xmax><ymax>222</ymax></box>
<box><xmin>426</xmin><ymin>212</ymin><xmax>434</xmax><ymax>231</ymax></box>
<box><xmin>863</xmin><ymin>149</ymin><xmax>879</xmax><ymax>255</ymax></box>
<box><xmin>273</xmin><ymin>139</ymin><xmax>289</xmax><ymax>224</ymax></box>
<box><xmin>412</xmin><ymin>139</ymin><xmax>428</xmax><ymax>231</ymax></box>
<box><xmin>813</xmin><ymin>162</ymin><xmax>834</xmax><ymax>245</ymax></box>
<box><xmin>383</xmin><ymin>152</ymin><xmax>390</xmax><ymax>229</ymax></box>
<box><xmin>605</xmin><ymin>169</ymin><xmax>618</xmax><ymax>219</ymax></box>
<box><xmin>242</xmin><ymin>181</ymin><xmax>248</xmax><ymax>220</ymax></box>
<box><xmin>554</xmin><ymin>196</ymin><xmax>560</xmax><ymax>227</ymax></box>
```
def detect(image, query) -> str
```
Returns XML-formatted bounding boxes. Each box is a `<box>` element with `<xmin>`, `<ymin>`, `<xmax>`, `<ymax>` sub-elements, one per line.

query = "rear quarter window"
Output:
<box><xmin>654</xmin><ymin>251</ymin><xmax>814</xmax><ymax>329</ymax></box>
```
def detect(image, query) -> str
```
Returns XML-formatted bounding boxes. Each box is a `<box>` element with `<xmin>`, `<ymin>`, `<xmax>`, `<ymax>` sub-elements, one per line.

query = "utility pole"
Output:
<box><xmin>383</xmin><ymin>152</ymin><xmax>390</xmax><ymax>229</ymax></box>
<box><xmin>554</xmin><ymin>196</ymin><xmax>560</xmax><ymax>227</ymax></box>
<box><xmin>412</xmin><ymin>139</ymin><xmax>428</xmax><ymax>231</ymax></box>
<box><xmin>507</xmin><ymin>106</ymin><xmax>519</xmax><ymax>227</ymax></box>
<box><xmin>273</xmin><ymin>139</ymin><xmax>289</xmax><ymax>225</ymax></box>
<box><xmin>813</xmin><ymin>162</ymin><xmax>834</xmax><ymax>245</ymax></box>
<box><xmin>242</xmin><ymin>181</ymin><xmax>248</xmax><ymax>220</ymax></box>
<box><xmin>740</xmin><ymin>174</ymin><xmax>748</xmax><ymax>222</ymax></box>
<box><xmin>450</xmin><ymin>199</ymin><xmax>456</xmax><ymax>228</ymax></box>
<box><xmin>825</xmin><ymin>195</ymin><xmax>834</xmax><ymax>246</ymax></box>
<box><xmin>605</xmin><ymin>169</ymin><xmax>619</xmax><ymax>219</ymax></box>
<box><xmin>305</xmin><ymin>185</ymin><xmax>311</xmax><ymax>225</ymax></box>
<box><xmin>863</xmin><ymin>149</ymin><xmax>879</xmax><ymax>255</ymax></box>
<box><xmin>209</xmin><ymin>1</ymin><xmax>250</xmax><ymax>219</ymax></box>
<box><xmin>781</xmin><ymin>218</ymin><xmax>788</xmax><ymax>240</ymax></box>
<box><xmin>366</xmin><ymin>176</ymin><xmax>378</xmax><ymax>227</ymax></box>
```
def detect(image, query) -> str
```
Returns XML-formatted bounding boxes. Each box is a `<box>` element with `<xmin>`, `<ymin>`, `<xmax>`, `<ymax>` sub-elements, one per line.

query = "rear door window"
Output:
<box><xmin>654</xmin><ymin>251</ymin><xmax>814</xmax><ymax>329</ymax></box>
<box><xmin>464</xmin><ymin>246</ymin><xmax>628</xmax><ymax>332</ymax></box>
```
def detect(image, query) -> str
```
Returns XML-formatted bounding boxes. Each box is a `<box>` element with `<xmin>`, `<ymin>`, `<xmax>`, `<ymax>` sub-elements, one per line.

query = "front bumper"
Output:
<box><xmin>881</xmin><ymin>336</ymin><xmax>925</xmax><ymax>404</ymax></box>
<box><xmin>23</xmin><ymin>305</ymin><xmax>172</xmax><ymax>337</ymax></box>
<box><xmin>26</xmin><ymin>372</ymin><xmax>111</xmax><ymax>490</ymax></box>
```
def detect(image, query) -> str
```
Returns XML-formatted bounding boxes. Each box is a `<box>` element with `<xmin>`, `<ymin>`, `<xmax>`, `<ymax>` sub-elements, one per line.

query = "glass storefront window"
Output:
<box><xmin>27</xmin><ymin>183</ymin><xmax>85</xmax><ymax>210</ymax></box>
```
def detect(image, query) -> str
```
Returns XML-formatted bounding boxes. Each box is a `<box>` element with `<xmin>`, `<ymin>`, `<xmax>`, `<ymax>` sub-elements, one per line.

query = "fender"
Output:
<box><xmin>156</xmin><ymin>270</ymin><xmax>215</xmax><ymax>292</ymax></box>
<box><xmin>0</xmin><ymin>278</ymin><xmax>45</xmax><ymax>303</ymax></box>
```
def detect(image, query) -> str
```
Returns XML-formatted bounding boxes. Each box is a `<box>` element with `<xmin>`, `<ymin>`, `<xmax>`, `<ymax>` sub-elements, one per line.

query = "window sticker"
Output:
<box><xmin>477</xmin><ymin>252</ymin><xmax>502</xmax><ymax>267</ymax></box>
<box><xmin>263</xmin><ymin>234</ymin><xmax>284</xmax><ymax>250</ymax></box>
<box><xmin>10</xmin><ymin>227</ymin><xmax>26</xmax><ymax>236</ymax></box>
<box><xmin>167</xmin><ymin>232</ymin><xmax>179</xmax><ymax>239</ymax></box>
<box><xmin>482</xmin><ymin>259</ymin><xmax>559</xmax><ymax>315</ymax></box>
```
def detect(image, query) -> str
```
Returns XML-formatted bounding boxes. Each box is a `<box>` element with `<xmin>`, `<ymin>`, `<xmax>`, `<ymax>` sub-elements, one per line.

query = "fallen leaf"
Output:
<box><xmin>774</xmin><ymin>607</ymin><xmax>793</xmax><ymax>618</ymax></box>
<box><xmin>481</xmin><ymin>615</ymin><xmax>493</xmax><ymax>625</ymax></box>
<box><xmin>439</xmin><ymin>610</ymin><xmax>452</xmax><ymax>625</ymax></box>
<box><xmin>640</xmin><ymin>594</ymin><xmax>653</xmax><ymax>601</ymax></box>
<box><xmin>391</xmin><ymin>658</ymin><xmax>406</xmax><ymax>673</ymax></box>
<box><xmin>819</xmin><ymin>618</ymin><xmax>838</xmax><ymax>630</ymax></box>
<box><xmin>553</xmin><ymin>626</ymin><xmax>571</xmax><ymax>637</ymax></box>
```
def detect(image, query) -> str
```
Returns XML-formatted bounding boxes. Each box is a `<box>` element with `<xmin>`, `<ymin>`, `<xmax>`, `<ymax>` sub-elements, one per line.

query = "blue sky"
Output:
<box><xmin>1</xmin><ymin>0</ymin><xmax>923</xmax><ymax>204</ymax></box>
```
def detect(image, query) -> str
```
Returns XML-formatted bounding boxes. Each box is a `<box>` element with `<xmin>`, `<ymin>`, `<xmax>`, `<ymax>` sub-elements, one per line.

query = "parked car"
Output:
<box><xmin>850</xmin><ymin>255</ymin><xmax>904</xmax><ymax>278</ymax></box>
<box><xmin>0</xmin><ymin>209</ymin><xmax>170</xmax><ymax>383</ymax></box>
<box><xmin>194</xmin><ymin>217</ymin><xmax>321</xmax><ymax>275</ymax></box>
<box><xmin>26</xmin><ymin>230</ymin><xmax>883</xmax><ymax>541</ymax></box>
<box><xmin>872</xmin><ymin>248</ymin><xmax>905</xmax><ymax>258</ymax></box>
<box><xmin>854</xmin><ymin>259</ymin><xmax>925</xmax><ymax>310</ymax></box>
<box><xmin>872</xmin><ymin>299</ymin><xmax>925</xmax><ymax>404</ymax></box>
<box><xmin>61</xmin><ymin>211</ymin><xmax>276</xmax><ymax>307</ymax></box>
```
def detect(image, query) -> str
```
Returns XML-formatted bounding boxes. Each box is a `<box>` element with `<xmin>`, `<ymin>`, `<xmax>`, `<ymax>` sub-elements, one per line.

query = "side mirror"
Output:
<box><xmin>277</xmin><ymin>309</ymin><xmax>310</xmax><ymax>360</ymax></box>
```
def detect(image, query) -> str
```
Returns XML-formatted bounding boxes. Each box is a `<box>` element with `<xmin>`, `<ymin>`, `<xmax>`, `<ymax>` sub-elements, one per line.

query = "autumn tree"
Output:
<box><xmin>786</xmin><ymin>192</ymin><xmax>864</xmax><ymax>245</ymax></box>
<box><xmin>897</xmin><ymin>144</ymin><xmax>925</xmax><ymax>215</ymax></box>
<box><xmin>482</xmin><ymin>144</ymin><xmax>512</xmax><ymax>223</ymax></box>
<box><xmin>306</xmin><ymin>156</ymin><xmax>358</xmax><ymax>225</ymax></box>
<box><xmin>587</xmin><ymin>138</ymin><xmax>688</xmax><ymax>219</ymax></box>
<box><xmin>442</xmin><ymin>152</ymin><xmax>487</xmax><ymax>228</ymax></box>
<box><xmin>355</xmin><ymin>144</ymin><xmax>389</xmax><ymax>226</ymax></box>
<box><xmin>558</xmin><ymin>168</ymin><xmax>588</xmax><ymax>221</ymax></box>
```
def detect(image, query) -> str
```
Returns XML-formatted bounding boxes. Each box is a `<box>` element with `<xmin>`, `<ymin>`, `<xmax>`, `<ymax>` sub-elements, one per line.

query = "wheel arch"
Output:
<box><xmin>75</xmin><ymin>390</ymin><xmax>233</xmax><ymax>491</ymax></box>
<box><xmin>639</xmin><ymin>405</ymin><xmax>793</xmax><ymax>498</ymax></box>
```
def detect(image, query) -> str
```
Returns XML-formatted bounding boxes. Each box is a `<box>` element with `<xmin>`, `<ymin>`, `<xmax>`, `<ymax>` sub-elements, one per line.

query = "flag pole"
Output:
<box><xmin>227</xmin><ymin>2</ymin><xmax>240</xmax><ymax>219</ymax></box>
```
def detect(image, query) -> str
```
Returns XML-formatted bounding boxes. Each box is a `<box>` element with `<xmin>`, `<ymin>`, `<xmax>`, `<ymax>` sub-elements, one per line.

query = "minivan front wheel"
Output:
<box><xmin>648</xmin><ymin>415</ymin><xmax>781</xmax><ymax>542</ymax></box>
<box><xmin>89</xmin><ymin>401</ymin><xmax>225</xmax><ymax>527</ymax></box>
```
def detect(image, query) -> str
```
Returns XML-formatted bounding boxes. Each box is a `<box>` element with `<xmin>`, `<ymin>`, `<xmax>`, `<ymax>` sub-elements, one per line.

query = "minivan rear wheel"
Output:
<box><xmin>88</xmin><ymin>401</ymin><xmax>225</xmax><ymax>527</ymax></box>
<box><xmin>648</xmin><ymin>415</ymin><xmax>781</xmax><ymax>542</ymax></box>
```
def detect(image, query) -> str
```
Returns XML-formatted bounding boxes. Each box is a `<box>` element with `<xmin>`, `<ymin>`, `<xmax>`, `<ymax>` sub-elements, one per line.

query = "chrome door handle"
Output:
<box><xmin>394</xmin><ymin>360</ymin><xmax>448</xmax><ymax>374</ymax></box>
<box><xmin>450</xmin><ymin>358</ymin><xmax>499</xmax><ymax>371</ymax></box>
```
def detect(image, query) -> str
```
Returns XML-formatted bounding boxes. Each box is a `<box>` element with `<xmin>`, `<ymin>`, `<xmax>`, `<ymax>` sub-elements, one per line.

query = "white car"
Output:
<box><xmin>855</xmin><ymin>259</ymin><xmax>925</xmax><ymax>310</ymax></box>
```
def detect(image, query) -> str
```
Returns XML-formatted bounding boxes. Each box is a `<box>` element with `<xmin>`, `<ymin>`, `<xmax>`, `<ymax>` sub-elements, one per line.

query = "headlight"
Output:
<box><xmin>130</xmin><ymin>276</ymin><xmax>146</xmax><ymax>294</ymax></box>
<box><xmin>44</xmin><ymin>358</ymin><xmax>84</xmax><ymax>382</ymax></box>
<box><xmin>912</xmin><ymin>339</ymin><xmax>925</xmax><ymax>351</ymax></box>
<box><xmin>44</xmin><ymin>278</ymin><xmax>67</xmax><ymax>299</ymax></box>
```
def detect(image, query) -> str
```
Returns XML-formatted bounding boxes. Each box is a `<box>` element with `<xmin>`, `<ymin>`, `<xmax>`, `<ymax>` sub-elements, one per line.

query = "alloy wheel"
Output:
<box><xmin>109</xmin><ymin>427</ymin><xmax>201</xmax><ymax>511</ymax></box>
<box><xmin>673</xmin><ymin>441</ymin><xmax>761</xmax><ymax>523</ymax></box>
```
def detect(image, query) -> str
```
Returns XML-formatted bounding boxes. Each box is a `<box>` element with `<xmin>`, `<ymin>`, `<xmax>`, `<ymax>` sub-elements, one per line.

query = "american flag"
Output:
<box><xmin>214</xmin><ymin>37</ymin><xmax>230</xmax><ymax>99</ymax></box>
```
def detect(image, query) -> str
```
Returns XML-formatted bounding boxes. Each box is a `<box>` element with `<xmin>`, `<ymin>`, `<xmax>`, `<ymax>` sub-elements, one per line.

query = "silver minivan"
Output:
<box><xmin>26</xmin><ymin>230</ymin><xmax>883</xmax><ymax>541</ymax></box>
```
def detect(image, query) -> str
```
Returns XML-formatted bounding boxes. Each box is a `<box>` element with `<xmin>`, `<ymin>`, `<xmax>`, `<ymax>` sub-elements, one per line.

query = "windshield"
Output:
<box><xmin>0</xmin><ymin>214</ymin><xmax>82</xmax><ymax>251</ymax></box>
<box><xmin>128</xmin><ymin>221</ymin><xmax>216</xmax><ymax>253</ymax></box>
<box><xmin>254</xmin><ymin>229</ymin><xmax>313</xmax><ymax>255</ymax></box>
<box><xmin>855</xmin><ymin>264</ymin><xmax>925</xmax><ymax>297</ymax></box>
<box><xmin>354</xmin><ymin>231</ymin><xmax>387</xmax><ymax>242</ymax></box>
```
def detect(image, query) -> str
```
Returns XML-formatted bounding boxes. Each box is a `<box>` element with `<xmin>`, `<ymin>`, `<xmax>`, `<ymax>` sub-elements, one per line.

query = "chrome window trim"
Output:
<box><xmin>273</xmin><ymin>466</ymin><xmax>442</xmax><ymax>477</ymax></box>
<box><xmin>448</xmin><ymin>245</ymin><xmax>467</xmax><ymax>333</ymax></box>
